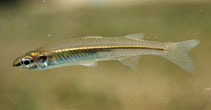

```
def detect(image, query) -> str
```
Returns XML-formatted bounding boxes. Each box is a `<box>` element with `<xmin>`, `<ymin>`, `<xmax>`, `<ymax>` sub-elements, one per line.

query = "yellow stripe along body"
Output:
<box><xmin>50</xmin><ymin>45</ymin><xmax>166</xmax><ymax>53</ymax></box>
<box><xmin>45</xmin><ymin>44</ymin><xmax>167</xmax><ymax>69</ymax></box>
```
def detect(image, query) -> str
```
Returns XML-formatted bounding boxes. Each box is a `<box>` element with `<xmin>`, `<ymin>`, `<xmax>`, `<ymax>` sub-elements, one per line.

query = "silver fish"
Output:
<box><xmin>13</xmin><ymin>33</ymin><xmax>200</xmax><ymax>73</ymax></box>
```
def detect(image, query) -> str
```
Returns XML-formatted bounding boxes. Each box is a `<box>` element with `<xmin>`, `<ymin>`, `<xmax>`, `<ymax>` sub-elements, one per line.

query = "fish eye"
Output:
<box><xmin>21</xmin><ymin>58</ymin><xmax>33</xmax><ymax>66</ymax></box>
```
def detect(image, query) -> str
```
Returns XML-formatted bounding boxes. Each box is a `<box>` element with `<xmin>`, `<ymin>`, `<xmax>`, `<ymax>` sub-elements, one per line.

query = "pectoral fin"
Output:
<box><xmin>80</xmin><ymin>62</ymin><xmax>98</xmax><ymax>67</ymax></box>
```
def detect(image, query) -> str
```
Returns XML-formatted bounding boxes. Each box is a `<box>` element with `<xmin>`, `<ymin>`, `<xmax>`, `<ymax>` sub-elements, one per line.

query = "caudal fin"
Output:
<box><xmin>163</xmin><ymin>40</ymin><xmax>200</xmax><ymax>73</ymax></box>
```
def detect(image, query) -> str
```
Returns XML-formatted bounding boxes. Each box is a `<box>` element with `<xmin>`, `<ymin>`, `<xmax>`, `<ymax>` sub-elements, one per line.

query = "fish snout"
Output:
<box><xmin>13</xmin><ymin>58</ymin><xmax>22</xmax><ymax>67</ymax></box>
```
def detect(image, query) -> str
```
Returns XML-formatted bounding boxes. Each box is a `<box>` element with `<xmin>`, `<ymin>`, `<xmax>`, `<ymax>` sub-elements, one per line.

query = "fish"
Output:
<box><xmin>13</xmin><ymin>33</ymin><xmax>200</xmax><ymax>73</ymax></box>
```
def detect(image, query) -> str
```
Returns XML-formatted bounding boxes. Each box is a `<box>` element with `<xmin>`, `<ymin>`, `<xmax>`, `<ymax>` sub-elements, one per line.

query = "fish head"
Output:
<box><xmin>13</xmin><ymin>50</ymin><xmax>48</xmax><ymax>70</ymax></box>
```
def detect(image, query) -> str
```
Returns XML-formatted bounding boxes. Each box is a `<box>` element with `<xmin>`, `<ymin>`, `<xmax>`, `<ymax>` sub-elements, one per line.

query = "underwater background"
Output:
<box><xmin>0</xmin><ymin>0</ymin><xmax>211</xmax><ymax>110</ymax></box>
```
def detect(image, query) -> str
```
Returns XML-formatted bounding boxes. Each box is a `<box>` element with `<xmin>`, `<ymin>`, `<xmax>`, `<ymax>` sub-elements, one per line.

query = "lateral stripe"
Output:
<box><xmin>50</xmin><ymin>46</ymin><xmax>166</xmax><ymax>53</ymax></box>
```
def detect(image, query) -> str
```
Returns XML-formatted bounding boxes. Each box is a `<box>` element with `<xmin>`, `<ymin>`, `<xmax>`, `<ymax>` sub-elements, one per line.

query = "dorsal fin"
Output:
<box><xmin>124</xmin><ymin>33</ymin><xmax>144</xmax><ymax>41</ymax></box>
<box><xmin>82</xmin><ymin>36</ymin><xmax>103</xmax><ymax>38</ymax></box>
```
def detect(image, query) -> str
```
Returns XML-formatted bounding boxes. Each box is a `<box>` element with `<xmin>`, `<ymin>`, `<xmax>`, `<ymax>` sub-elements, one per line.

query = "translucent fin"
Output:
<box><xmin>82</xmin><ymin>36</ymin><xmax>103</xmax><ymax>38</ymax></box>
<box><xmin>119</xmin><ymin>56</ymin><xmax>142</xmax><ymax>71</ymax></box>
<box><xmin>162</xmin><ymin>39</ymin><xmax>200</xmax><ymax>73</ymax></box>
<box><xmin>80</xmin><ymin>62</ymin><xmax>98</xmax><ymax>67</ymax></box>
<box><xmin>124</xmin><ymin>33</ymin><xmax>144</xmax><ymax>40</ymax></box>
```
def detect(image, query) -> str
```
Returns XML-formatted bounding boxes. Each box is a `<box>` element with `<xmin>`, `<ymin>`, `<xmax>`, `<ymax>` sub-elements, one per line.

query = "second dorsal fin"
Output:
<box><xmin>124</xmin><ymin>33</ymin><xmax>144</xmax><ymax>41</ymax></box>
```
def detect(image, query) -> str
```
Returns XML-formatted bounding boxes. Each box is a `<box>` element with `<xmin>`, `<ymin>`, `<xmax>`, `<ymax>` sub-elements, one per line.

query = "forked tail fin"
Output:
<box><xmin>163</xmin><ymin>40</ymin><xmax>200</xmax><ymax>73</ymax></box>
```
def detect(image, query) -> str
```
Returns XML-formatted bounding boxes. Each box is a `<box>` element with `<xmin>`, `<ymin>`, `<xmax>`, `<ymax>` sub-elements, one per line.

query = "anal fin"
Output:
<box><xmin>119</xmin><ymin>56</ymin><xmax>141</xmax><ymax>71</ymax></box>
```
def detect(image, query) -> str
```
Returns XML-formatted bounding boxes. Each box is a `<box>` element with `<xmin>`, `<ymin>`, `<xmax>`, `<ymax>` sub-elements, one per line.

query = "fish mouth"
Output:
<box><xmin>13</xmin><ymin>62</ymin><xmax>21</xmax><ymax>67</ymax></box>
<box><xmin>13</xmin><ymin>57</ymin><xmax>22</xmax><ymax>67</ymax></box>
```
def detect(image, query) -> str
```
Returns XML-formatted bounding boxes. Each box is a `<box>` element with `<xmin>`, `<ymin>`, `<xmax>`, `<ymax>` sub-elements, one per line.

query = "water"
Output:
<box><xmin>0</xmin><ymin>1</ymin><xmax>211</xmax><ymax>110</ymax></box>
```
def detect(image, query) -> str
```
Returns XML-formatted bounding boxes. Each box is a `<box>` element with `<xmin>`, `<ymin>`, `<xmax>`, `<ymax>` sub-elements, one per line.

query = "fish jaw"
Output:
<box><xmin>13</xmin><ymin>57</ymin><xmax>22</xmax><ymax>67</ymax></box>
